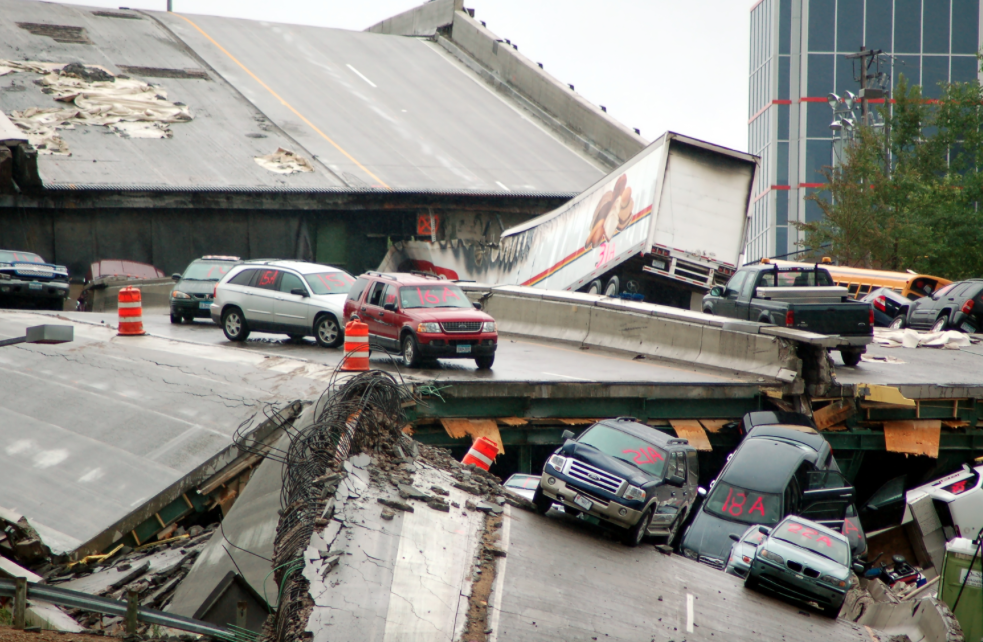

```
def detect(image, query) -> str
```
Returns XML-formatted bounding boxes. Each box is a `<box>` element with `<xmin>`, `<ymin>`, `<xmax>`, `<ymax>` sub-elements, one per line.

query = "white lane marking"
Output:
<box><xmin>542</xmin><ymin>372</ymin><xmax>588</xmax><ymax>381</ymax></box>
<box><xmin>686</xmin><ymin>593</ymin><xmax>694</xmax><ymax>633</ymax></box>
<box><xmin>487</xmin><ymin>503</ymin><xmax>511</xmax><ymax>642</ymax></box>
<box><xmin>346</xmin><ymin>64</ymin><xmax>377</xmax><ymax>88</ymax></box>
<box><xmin>495</xmin><ymin>180</ymin><xmax>511</xmax><ymax>191</ymax></box>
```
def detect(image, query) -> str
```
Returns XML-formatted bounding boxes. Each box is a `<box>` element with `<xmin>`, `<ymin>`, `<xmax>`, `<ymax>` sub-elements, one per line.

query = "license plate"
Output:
<box><xmin>456</xmin><ymin>344</ymin><xmax>472</xmax><ymax>354</ymax></box>
<box><xmin>28</xmin><ymin>282</ymin><xmax>42</xmax><ymax>290</ymax></box>
<box><xmin>199</xmin><ymin>301</ymin><xmax>211</xmax><ymax>309</ymax></box>
<box><xmin>573</xmin><ymin>493</ymin><xmax>593</xmax><ymax>511</ymax></box>
<box><xmin>962</xmin><ymin>322</ymin><xmax>977</xmax><ymax>333</ymax></box>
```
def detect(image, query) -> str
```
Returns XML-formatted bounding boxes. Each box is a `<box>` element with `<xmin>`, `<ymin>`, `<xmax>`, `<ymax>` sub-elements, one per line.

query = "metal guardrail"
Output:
<box><xmin>0</xmin><ymin>577</ymin><xmax>233</xmax><ymax>639</ymax></box>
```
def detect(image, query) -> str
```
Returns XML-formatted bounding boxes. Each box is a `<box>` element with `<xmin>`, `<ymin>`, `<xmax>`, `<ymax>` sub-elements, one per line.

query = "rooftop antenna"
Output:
<box><xmin>167</xmin><ymin>0</ymin><xmax>172</xmax><ymax>11</ymax></box>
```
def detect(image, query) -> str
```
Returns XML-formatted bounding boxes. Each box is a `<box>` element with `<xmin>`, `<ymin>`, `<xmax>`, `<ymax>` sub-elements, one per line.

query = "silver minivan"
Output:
<box><xmin>210</xmin><ymin>260</ymin><xmax>355</xmax><ymax>347</ymax></box>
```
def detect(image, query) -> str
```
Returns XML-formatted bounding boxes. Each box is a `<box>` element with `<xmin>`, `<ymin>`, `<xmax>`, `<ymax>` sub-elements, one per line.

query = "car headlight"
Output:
<box><xmin>623</xmin><ymin>485</ymin><xmax>645</xmax><ymax>501</ymax></box>
<box><xmin>417</xmin><ymin>322</ymin><xmax>441</xmax><ymax>333</ymax></box>
<box><xmin>171</xmin><ymin>291</ymin><xmax>191</xmax><ymax>299</ymax></box>
<box><xmin>759</xmin><ymin>549</ymin><xmax>784</xmax><ymax>565</ymax></box>
<box><xmin>820</xmin><ymin>574</ymin><xmax>847</xmax><ymax>588</ymax></box>
<box><xmin>482</xmin><ymin>321</ymin><xmax>496</xmax><ymax>333</ymax></box>
<box><xmin>547</xmin><ymin>454</ymin><xmax>567</xmax><ymax>472</ymax></box>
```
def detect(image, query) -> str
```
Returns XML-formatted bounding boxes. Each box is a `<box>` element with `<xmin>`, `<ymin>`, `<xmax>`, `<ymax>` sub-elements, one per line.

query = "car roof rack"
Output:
<box><xmin>408</xmin><ymin>270</ymin><xmax>444</xmax><ymax>280</ymax></box>
<box><xmin>364</xmin><ymin>271</ymin><xmax>397</xmax><ymax>281</ymax></box>
<box><xmin>667</xmin><ymin>438</ymin><xmax>690</xmax><ymax>446</ymax></box>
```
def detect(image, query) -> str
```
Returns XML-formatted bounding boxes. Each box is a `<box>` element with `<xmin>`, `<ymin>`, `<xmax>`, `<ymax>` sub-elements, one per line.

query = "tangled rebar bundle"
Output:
<box><xmin>237</xmin><ymin>369</ymin><xmax>411</xmax><ymax>642</ymax></box>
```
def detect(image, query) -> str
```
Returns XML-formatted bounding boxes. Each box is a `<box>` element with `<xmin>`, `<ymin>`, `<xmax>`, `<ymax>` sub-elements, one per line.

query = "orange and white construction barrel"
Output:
<box><xmin>462</xmin><ymin>436</ymin><xmax>499</xmax><ymax>471</ymax></box>
<box><xmin>341</xmin><ymin>320</ymin><xmax>369</xmax><ymax>371</ymax></box>
<box><xmin>118</xmin><ymin>287</ymin><xmax>146</xmax><ymax>336</ymax></box>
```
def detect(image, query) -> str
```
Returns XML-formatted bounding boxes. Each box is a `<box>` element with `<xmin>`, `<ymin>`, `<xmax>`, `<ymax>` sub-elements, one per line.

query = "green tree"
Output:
<box><xmin>798</xmin><ymin>74</ymin><xmax>983</xmax><ymax>280</ymax></box>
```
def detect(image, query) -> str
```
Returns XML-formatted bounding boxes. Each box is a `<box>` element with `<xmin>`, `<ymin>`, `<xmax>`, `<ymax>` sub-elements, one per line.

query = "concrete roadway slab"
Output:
<box><xmin>51</xmin><ymin>311</ymin><xmax>759</xmax><ymax>387</ymax></box>
<box><xmin>491</xmin><ymin>505</ymin><xmax>875</xmax><ymax>642</ymax></box>
<box><xmin>832</xmin><ymin>341</ymin><xmax>983</xmax><ymax>388</ymax></box>
<box><xmin>0</xmin><ymin>310</ymin><xmax>338</xmax><ymax>554</ymax></box>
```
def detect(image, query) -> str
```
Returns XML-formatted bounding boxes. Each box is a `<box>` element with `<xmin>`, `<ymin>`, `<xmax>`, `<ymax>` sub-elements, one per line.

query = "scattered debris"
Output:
<box><xmin>874</xmin><ymin>327</ymin><xmax>977</xmax><ymax>349</ymax></box>
<box><xmin>253</xmin><ymin>148</ymin><xmax>314</xmax><ymax>175</ymax></box>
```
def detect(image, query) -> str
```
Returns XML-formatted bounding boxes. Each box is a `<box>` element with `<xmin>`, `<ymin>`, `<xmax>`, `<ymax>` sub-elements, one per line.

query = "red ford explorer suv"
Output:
<box><xmin>343</xmin><ymin>272</ymin><xmax>498</xmax><ymax>369</ymax></box>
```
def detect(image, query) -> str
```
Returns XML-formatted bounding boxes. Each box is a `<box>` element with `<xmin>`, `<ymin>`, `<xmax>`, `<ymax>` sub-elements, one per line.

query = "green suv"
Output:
<box><xmin>170</xmin><ymin>256</ymin><xmax>241</xmax><ymax>323</ymax></box>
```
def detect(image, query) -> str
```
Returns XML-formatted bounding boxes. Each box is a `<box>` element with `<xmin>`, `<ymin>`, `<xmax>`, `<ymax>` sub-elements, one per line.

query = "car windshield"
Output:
<box><xmin>0</xmin><ymin>251</ymin><xmax>43</xmax><ymax>264</ymax></box>
<box><xmin>305</xmin><ymin>271</ymin><xmax>356</xmax><ymax>295</ymax></box>
<box><xmin>705</xmin><ymin>482</ymin><xmax>782</xmax><ymax>525</ymax></box>
<box><xmin>773</xmin><ymin>520</ymin><xmax>850</xmax><ymax>566</ymax></box>
<box><xmin>505</xmin><ymin>475</ymin><xmax>540</xmax><ymax>490</ymax></box>
<box><xmin>400</xmin><ymin>284</ymin><xmax>471</xmax><ymax>309</ymax></box>
<box><xmin>576</xmin><ymin>424</ymin><xmax>667</xmax><ymax>477</ymax></box>
<box><xmin>183</xmin><ymin>261</ymin><xmax>235</xmax><ymax>281</ymax></box>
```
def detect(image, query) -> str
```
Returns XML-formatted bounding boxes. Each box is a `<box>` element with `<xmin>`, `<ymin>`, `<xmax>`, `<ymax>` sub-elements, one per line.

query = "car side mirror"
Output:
<box><xmin>758</xmin><ymin>526</ymin><xmax>771</xmax><ymax>535</ymax></box>
<box><xmin>709</xmin><ymin>286</ymin><xmax>724</xmax><ymax>297</ymax></box>
<box><xmin>291</xmin><ymin>288</ymin><xmax>308</xmax><ymax>297</ymax></box>
<box><xmin>666</xmin><ymin>473</ymin><xmax>685</xmax><ymax>487</ymax></box>
<box><xmin>697</xmin><ymin>487</ymin><xmax>707</xmax><ymax>497</ymax></box>
<box><xmin>384</xmin><ymin>302</ymin><xmax>396</xmax><ymax>311</ymax></box>
<box><xmin>853</xmin><ymin>563</ymin><xmax>865</xmax><ymax>574</ymax></box>
<box><xmin>171</xmin><ymin>273</ymin><xmax>181</xmax><ymax>281</ymax></box>
<box><xmin>472</xmin><ymin>301</ymin><xmax>482</xmax><ymax>310</ymax></box>
<box><xmin>561</xmin><ymin>429</ymin><xmax>575</xmax><ymax>441</ymax></box>
<box><xmin>729</xmin><ymin>533</ymin><xmax>741</xmax><ymax>542</ymax></box>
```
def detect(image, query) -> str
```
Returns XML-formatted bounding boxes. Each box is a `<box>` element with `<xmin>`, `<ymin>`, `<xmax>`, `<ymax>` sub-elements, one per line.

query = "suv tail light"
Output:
<box><xmin>962</xmin><ymin>299</ymin><xmax>975</xmax><ymax>314</ymax></box>
<box><xmin>873</xmin><ymin>295</ymin><xmax>886</xmax><ymax>312</ymax></box>
<box><xmin>213</xmin><ymin>284</ymin><xmax>217</xmax><ymax>298</ymax></box>
<box><xmin>869</xmin><ymin>308</ymin><xmax>875</xmax><ymax>326</ymax></box>
<box><xmin>785</xmin><ymin>310</ymin><xmax>794</xmax><ymax>326</ymax></box>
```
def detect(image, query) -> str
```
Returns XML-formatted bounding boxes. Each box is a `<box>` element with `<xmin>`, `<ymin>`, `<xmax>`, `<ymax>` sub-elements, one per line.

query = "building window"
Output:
<box><xmin>805</xmin><ymin>190</ymin><xmax>825</xmax><ymax>222</ymax></box>
<box><xmin>837</xmin><ymin>55</ymin><xmax>857</xmax><ymax>93</ymax></box>
<box><xmin>807</xmin><ymin>102</ymin><xmax>834</xmax><ymax>138</ymax></box>
<box><xmin>837</xmin><ymin>0</ymin><xmax>864</xmax><ymax>53</ymax></box>
<box><xmin>951</xmin><ymin>0</ymin><xmax>979</xmax><ymax>54</ymax></box>
<box><xmin>866</xmin><ymin>0</ymin><xmax>894</xmax><ymax>51</ymax></box>
<box><xmin>805</xmin><ymin>140</ymin><xmax>833</xmax><ymax>183</ymax></box>
<box><xmin>778</xmin><ymin>103</ymin><xmax>790</xmax><ymax>140</ymax></box>
<box><xmin>922</xmin><ymin>56</ymin><xmax>950</xmax><ymax>97</ymax></box>
<box><xmin>809</xmin><ymin>0</ymin><xmax>837</xmax><ymax>51</ymax></box>
<box><xmin>951</xmin><ymin>56</ymin><xmax>979</xmax><ymax>83</ymax></box>
<box><xmin>923</xmin><ymin>0</ymin><xmax>951</xmax><ymax>54</ymax></box>
<box><xmin>809</xmin><ymin>53</ymin><xmax>836</xmax><ymax>95</ymax></box>
<box><xmin>776</xmin><ymin>226</ymin><xmax>789</xmax><ymax>257</ymax></box>
<box><xmin>895</xmin><ymin>55</ymin><xmax>921</xmax><ymax>86</ymax></box>
<box><xmin>894</xmin><ymin>0</ymin><xmax>922</xmax><ymax>53</ymax></box>
<box><xmin>779</xmin><ymin>55</ymin><xmax>791</xmax><ymax>99</ymax></box>
<box><xmin>780</xmin><ymin>0</ymin><xmax>792</xmax><ymax>54</ymax></box>
<box><xmin>778</xmin><ymin>141</ymin><xmax>790</xmax><ymax>184</ymax></box>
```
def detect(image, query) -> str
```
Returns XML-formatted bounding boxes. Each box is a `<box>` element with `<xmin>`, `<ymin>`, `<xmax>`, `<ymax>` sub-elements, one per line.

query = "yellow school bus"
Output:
<box><xmin>769</xmin><ymin>259</ymin><xmax>951</xmax><ymax>300</ymax></box>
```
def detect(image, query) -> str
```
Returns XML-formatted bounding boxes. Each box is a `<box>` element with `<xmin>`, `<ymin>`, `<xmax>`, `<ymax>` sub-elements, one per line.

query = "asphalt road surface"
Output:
<box><xmin>491</xmin><ymin>506</ymin><xmax>875</xmax><ymax>642</ymax></box>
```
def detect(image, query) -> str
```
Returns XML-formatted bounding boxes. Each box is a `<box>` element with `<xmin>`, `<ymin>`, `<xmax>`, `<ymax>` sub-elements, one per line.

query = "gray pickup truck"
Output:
<box><xmin>702</xmin><ymin>262</ymin><xmax>873</xmax><ymax>366</ymax></box>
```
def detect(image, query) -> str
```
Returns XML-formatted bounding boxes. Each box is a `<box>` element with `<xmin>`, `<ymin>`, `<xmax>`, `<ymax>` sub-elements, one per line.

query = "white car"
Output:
<box><xmin>210</xmin><ymin>260</ymin><xmax>355</xmax><ymax>347</ymax></box>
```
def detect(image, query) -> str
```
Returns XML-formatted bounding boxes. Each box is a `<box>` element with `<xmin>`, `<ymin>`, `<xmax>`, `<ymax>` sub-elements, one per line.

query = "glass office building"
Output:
<box><xmin>747</xmin><ymin>0</ymin><xmax>981</xmax><ymax>261</ymax></box>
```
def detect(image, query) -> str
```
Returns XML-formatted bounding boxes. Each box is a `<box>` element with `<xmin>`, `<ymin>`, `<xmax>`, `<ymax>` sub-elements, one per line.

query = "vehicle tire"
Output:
<box><xmin>822</xmin><ymin>603</ymin><xmax>842</xmax><ymax>619</ymax></box>
<box><xmin>222</xmin><ymin>308</ymin><xmax>250</xmax><ymax>342</ymax></box>
<box><xmin>587</xmin><ymin>279</ymin><xmax>603</xmax><ymax>296</ymax></box>
<box><xmin>665</xmin><ymin>509</ymin><xmax>687</xmax><ymax>548</ymax></box>
<box><xmin>931</xmin><ymin>316</ymin><xmax>949</xmax><ymax>333</ymax></box>
<box><xmin>475</xmin><ymin>355</ymin><xmax>495</xmax><ymax>369</ymax></box>
<box><xmin>287</xmin><ymin>334</ymin><xmax>305</xmax><ymax>342</ymax></box>
<box><xmin>889</xmin><ymin>315</ymin><xmax>906</xmax><ymax>329</ymax></box>
<box><xmin>170</xmin><ymin>312</ymin><xmax>181</xmax><ymax>324</ymax></box>
<box><xmin>744</xmin><ymin>574</ymin><xmax>759</xmax><ymax>590</ymax></box>
<box><xmin>840</xmin><ymin>348</ymin><xmax>863</xmax><ymax>367</ymax></box>
<box><xmin>703</xmin><ymin>307</ymin><xmax>713</xmax><ymax>315</ymax></box>
<box><xmin>314</xmin><ymin>315</ymin><xmax>343</xmax><ymax>348</ymax></box>
<box><xmin>622</xmin><ymin>507</ymin><xmax>653</xmax><ymax>547</ymax></box>
<box><xmin>603</xmin><ymin>275</ymin><xmax>620</xmax><ymax>297</ymax></box>
<box><xmin>532</xmin><ymin>485</ymin><xmax>552</xmax><ymax>515</ymax></box>
<box><xmin>401</xmin><ymin>333</ymin><xmax>422</xmax><ymax>368</ymax></box>
<box><xmin>183</xmin><ymin>315</ymin><xmax>194</xmax><ymax>324</ymax></box>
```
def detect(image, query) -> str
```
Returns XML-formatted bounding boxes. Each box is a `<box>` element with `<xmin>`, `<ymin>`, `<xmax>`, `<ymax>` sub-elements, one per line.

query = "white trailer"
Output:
<box><xmin>382</xmin><ymin>132</ymin><xmax>758</xmax><ymax>310</ymax></box>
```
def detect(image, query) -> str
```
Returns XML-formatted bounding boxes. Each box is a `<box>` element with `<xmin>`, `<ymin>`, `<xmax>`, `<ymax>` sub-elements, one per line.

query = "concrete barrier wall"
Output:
<box><xmin>365</xmin><ymin>0</ymin><xmax>461</xmax><ymax>36</ymax></box>
<box><xmin>448</xmin><ymin>12</ymin><xmax>645</xmax><ymax>166</ymax></box>
<box><xmin>87</xmin><ymin>278</ymin><xmax>176</xmax><ymax>312</ymax></box>
<box><xmin>465</xmin><ymin>284</ymin><xmax>803</xmax><ymax>384</ymax></box>
<box><xmin>843</xmin><ymin>589</ymin><xmax>963</xmax><ymax>642</ymax></box>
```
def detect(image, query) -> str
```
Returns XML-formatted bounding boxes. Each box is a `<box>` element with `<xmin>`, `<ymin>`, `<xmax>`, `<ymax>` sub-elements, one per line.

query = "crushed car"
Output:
<box><xmin>896</xmin><ymin>279</ymin><xmax>983</xmax><ymax>334</ymax></box>
<box><xmin>76</xmin><ymin>259</ymin><xmax>167</xmax><ymax>312</ymax></box>
<box><xmin>533</xmin><ymin>417</ymin><xmax>701</xmax><ymax>547</ymax></box>
<box><xmin>0</xmin><ymin>249</ymin><xmax>70</xmax><ymax>311</ymax></box>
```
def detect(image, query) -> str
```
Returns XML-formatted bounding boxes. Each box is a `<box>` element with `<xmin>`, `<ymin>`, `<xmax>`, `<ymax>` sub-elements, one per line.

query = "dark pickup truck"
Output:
<box><xmin>0</xmin><ymin>250</ymin><xmax>70</xmax><ymax>310</ymax></box>
<box><xmin>702</xmin><ymin>262</ymin><xmax>873</xmax><ymax>366</ymax></box>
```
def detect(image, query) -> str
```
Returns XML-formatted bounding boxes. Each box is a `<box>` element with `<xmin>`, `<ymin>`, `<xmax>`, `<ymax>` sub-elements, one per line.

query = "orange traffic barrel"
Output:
<box><xmin>341</xmin><ymin>320</ymin><xmax>369</xmax><ymax>371</ymax></box>
<box><xmin>462</xmin><ymin>436</ymin><xmax>499</xmax><ymax>471</ymax></box>
<box><xmin>118</xmin><ymin>286</ymin><xmax>145</xmax><ymax>336</ymax></box>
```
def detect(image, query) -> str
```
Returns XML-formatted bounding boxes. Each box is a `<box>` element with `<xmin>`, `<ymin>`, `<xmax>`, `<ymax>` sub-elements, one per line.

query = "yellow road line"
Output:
<box><xmin>172</xmin><ymin>13</ymin><xmax>391</xmax><ymax>190</ymax></box>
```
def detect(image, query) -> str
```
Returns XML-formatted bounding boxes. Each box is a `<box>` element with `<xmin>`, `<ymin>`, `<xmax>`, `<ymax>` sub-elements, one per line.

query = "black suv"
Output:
<box><xmin>900</xmin><ymin>279</ymin><xmax>983</xmax><ymax>333</ymax></box>
<box><xmin>533</xmin><ymin>417</ymin><xmax>700</xmax><ymax>547</ymax></box>
<box><xmin>0</xmin><ymin>250</ymin><xmax>70</xmax><ymax>310</ymax></box>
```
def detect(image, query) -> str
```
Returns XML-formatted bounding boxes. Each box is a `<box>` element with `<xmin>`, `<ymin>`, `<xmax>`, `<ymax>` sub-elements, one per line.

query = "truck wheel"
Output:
<box><xmin>665</xmin><ymin>509</ymin><xmax>687</xmax><ymax>547</ymax></box>
<box><xmin>622</xmin><ymin>508</ymin><xmax>653</xmax><ymax>547</ymax></box>
<box><xmin>889</xmin><ymin>315</ymin><xmax>906</xmax><ymax>329</ymax></box>
<box><xmin>532</xmin><ymin>486</ymin><xmax>552</xmax><ymax>515</ymax></box>
<box><xmin>402</xmin><ymin>334</ymin><xmax>422</xmax><ymax>368</ymax></box>
<box><xmin>604</xmin><ymin>276</ymin><xmax>620</xmax><ymax>297</ymax></box>
<box><xmin>840</xmin><ymin>348</ymin><xmax>863</xmax><ymax>367</ymax></box>
<box><xmin>475</xmin><ymin>355</ymin><xmax>494</xmax><ymax>369</ymax></box>
<box><xmin>587</xmin><ymin>279</ymin><xmax>603</xmax><ymax>295</ymax></box>
<box><xmin>931</xmin><ymin>316</ymin><xmax>949</xmax><ymax>333</ymax></box>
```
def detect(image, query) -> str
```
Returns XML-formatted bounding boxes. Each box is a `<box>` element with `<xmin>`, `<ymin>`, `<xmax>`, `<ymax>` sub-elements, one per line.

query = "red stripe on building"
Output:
<box><xmin>799</xmin><ymin>182</ymin><xmax>826</xmax><ymax>188</ymax></box>
<box><xmin>751</xmin><ymin>185</ymin><xmax>792</xmax><ymax>204</ymax></box>
<box><xmin>748</xmin><ymin>100</ymin><xmax>794</xmax><ymax>124</ymax></box>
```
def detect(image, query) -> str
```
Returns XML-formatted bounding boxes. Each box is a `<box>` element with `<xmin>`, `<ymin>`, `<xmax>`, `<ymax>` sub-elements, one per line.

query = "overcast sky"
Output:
<box><xmin>37</xmin><ymin>0</ymin><xmax>751</xmax><ymax>152</ymax></box>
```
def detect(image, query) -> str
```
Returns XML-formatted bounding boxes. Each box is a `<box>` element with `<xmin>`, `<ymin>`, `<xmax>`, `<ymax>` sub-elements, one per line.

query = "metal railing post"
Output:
<box><xmin>14</xmin><ymin>577</ymin><xmax>27</xmax><ymax>629</ymax></box>
<box><xmin>126</xmin><ymin>590</ymin><xmax>139</xmax><ymax>635</ymax></box>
